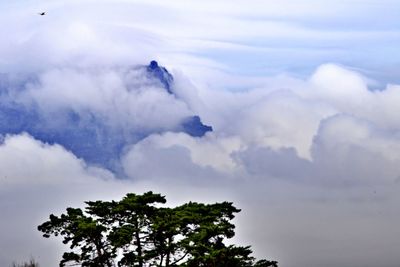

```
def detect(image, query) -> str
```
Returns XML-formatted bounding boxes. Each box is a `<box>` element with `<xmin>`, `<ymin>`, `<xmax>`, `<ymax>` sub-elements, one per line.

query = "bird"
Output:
<box><xmin>38</xmin><ymin>12</ymin><xmax>46</xmax><ymax>16</ymax></box>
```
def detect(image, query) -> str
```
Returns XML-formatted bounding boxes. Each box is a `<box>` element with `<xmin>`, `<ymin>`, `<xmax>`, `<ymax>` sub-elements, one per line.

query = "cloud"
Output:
<box><xmin>21</xmin><ymin>67</ymin><xmax>192</xmax><ymax>131</ymax></box>
<box><xmin>1</xmin><ymin>1</ymin><xmax>400</xmax><ymax>266</ymax></box>
<box><xmin>2</xmin><ymin>64</ymin><xmax>400</xmax><ymax>266</ymax></box>
<box><xmin>0</xmin><ymin>134</ymin><xmax>131</xmax><ymax>266</ymax></box>
<box><xmin>119</xmin><ymin>64</ymin><xmax>400</xmax><ymax>266</ymax></box>
<box><xmin>0</xmin><ymin>64</ymin><xmax>204</xmax><ymax>172</ymax></box>
<box><xmin>0</xmin><ymin>133</ymin><xmax>235</xmax><ymax>266</ymax></box>
<box><xmin>3</xmin><ymin>55</ymin><xmax>400</xmax><ymax>266</ymax></box>
<box><xmin>123</xmin><ymin>132</ymin><xmax>243</xmax><ymax>174</ymax></box>
<box><xmin>1</xmin><ymin>0</ymin><xmax>400</xmax><ymax>82</ymax></box>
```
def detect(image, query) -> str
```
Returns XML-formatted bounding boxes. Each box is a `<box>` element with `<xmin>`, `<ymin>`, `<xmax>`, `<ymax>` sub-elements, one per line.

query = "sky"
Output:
<box><xmin>1</xmin><ymin>0</ymin><xmax>400</xmax><ymax>266</ymax></box>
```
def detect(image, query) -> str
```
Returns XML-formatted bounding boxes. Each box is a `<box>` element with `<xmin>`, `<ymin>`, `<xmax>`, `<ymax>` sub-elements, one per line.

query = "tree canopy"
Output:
<box><xmin>38</xmin><ymin>191</ymin><xmax>277</xmax><ymax>267</ymax></box>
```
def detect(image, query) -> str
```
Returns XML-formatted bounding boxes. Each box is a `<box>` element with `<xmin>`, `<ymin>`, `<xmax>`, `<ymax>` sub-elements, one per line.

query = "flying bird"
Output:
<box><xmin>38</xmin><ymin>12</ymin><xmax>46</xmax><ymax>16</ymax></box>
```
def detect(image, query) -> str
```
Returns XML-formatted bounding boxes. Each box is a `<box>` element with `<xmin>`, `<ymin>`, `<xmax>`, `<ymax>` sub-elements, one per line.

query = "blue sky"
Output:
<box><xmin>1</xmin><ymin>1</ymin><xmax>400</xmax><ymax>267</ymax></box>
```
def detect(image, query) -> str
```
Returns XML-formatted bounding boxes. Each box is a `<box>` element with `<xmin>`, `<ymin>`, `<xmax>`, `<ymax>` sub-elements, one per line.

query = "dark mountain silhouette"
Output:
<box><xmin>146</xmin><ymin>60</ymin><xmax>174</xmax><ymax>94</ymax></box>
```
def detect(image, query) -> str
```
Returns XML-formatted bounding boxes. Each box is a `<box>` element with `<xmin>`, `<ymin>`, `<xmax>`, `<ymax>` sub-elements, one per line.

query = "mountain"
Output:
<box><xmin>0</xmin><ymin>61</ymin><xmax>212</xmax><ymax>174</ymax></box>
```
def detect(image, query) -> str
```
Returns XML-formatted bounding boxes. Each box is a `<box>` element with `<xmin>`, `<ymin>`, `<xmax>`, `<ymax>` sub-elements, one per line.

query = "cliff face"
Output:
<box><xmin>145</xmin><ymin>60</ymin><xmax>212</xmax><ymax>136</ymax></box>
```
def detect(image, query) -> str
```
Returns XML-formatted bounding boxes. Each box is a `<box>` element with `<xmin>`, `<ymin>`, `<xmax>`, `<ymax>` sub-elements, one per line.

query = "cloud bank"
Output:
<box><xmin>3</xmin><ymin>62</ymin><xmax>400</xmax><ymax>267</ymax></box>
<box><xmin>1</xmin><ymin>1</ymin><xmax>400</xmax><ymax>267</ymax></box>
<box><xmin>120</xmin><ymin>64</ymin><xmax>400</xmax><ymax>267</ymax></box>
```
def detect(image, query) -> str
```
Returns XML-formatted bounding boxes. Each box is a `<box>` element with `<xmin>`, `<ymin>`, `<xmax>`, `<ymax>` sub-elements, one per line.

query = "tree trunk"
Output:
<box><xmin>165</xmin><ymin>237</ymin><xmax>171</xmax><ymax>267</ymax></box>
<box><xmin>135</xmin><ymin>221</ymin><xmax>143</xmax><ymax>267</ymax></box>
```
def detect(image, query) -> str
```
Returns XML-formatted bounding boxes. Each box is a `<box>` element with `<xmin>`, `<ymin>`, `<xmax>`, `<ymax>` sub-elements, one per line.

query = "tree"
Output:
<box><xmin>86</xmin><ymin>192</ymin><xmax>166</xmax><ymax>267</ymax></box>
<box><xmin>37</xmin><ymin>207</ymin><xmax>115</xmax><ymax>267</ymax></box>
<box><xmin>38</xmin><ymin>192</ymin><xmax>277</xmax><ymax>267</ymax></box>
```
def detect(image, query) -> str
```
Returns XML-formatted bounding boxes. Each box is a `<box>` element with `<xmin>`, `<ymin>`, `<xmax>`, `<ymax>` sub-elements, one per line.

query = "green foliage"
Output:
<box><xmin>38</xmin><ymin>207</ymin><xmax>115</xmax><ymax>267</ymax></box>
<box><xmin>38</xmin><ymin>191</ymin><xmax>277</xmax><ymax>267</ymax></box>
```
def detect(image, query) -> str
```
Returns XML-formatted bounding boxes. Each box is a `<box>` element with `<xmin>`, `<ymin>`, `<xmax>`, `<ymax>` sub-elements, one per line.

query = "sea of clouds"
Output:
<box><xmin>1</xmin><ymin>1</ymin><xmax>400</xmax><ymax>267</ymax></box>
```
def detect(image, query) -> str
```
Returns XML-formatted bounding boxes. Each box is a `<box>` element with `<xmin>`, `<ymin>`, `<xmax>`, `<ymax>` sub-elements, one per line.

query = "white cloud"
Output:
<box><xmin>14</xmin><ymin>67</ymin><xmax>193</xmax><ymax>133</ymax></box>
<box><xmin>123</xmin><ymin>132</ymin><xmax>243</xmax><ymax>174</ymax></box>
<box><xmin>1</xmin><ymin>1</ymin><xmax>400</xmax><ymax>266</ymax></box>
<box><xmin>119</xmin><ymin>64</ymin><xmax>400</xmax><ymax>266</ymax></box>
<box><xmin>1</xmin><ymin>0</ymin><xmax>399</xmax><ymax>82</ymax></box>
<box><xmin>2</xmin><ymin>63</ymin><xmax>400</xmax><ymax>266</ymax></box>
<box><xmin>0</xmin><ymin>134</ymin><xmax>137</xmax><ymax>266</ymax></box>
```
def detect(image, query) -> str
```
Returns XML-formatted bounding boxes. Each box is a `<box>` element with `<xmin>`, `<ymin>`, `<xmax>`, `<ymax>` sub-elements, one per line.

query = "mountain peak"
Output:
<box><xmin>148</xmin><ymin>60</ymin><xmax>159</xmax><ymax>69</ymax></box>
<box><xmin>146</xmin><ymin>60</ymin><xmax>173</xmax><ymax>94</ymax></box>
<box><xmin>145</xmin><ymin>61</ymin><xmax>212</xmax><ymax>137</ymax></box>
<box><xmin>0</xmin><ymin>62</ymin><xmax>213</xmax><ymax>174</ymax></box>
